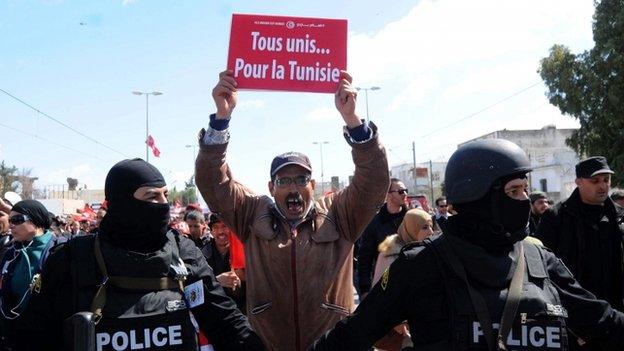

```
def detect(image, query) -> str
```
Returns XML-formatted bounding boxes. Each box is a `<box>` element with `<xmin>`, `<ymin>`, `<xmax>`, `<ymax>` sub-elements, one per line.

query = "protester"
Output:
<box><xmin>205</xmin><ymin>213</ymin><xmax>247</xmax><ymax>314</ymax></box>
<box><xmin>431</xmin><ymin>196</ymin><xmax>450</xmax><ymax>234</ymax></box>
<box><xmin>49</xmin><ymin>216</ymin><xmax>66</xmax><ymax>238</ymax></box>
<box><xmin>536</xmin><ymin>157</ymin><xmax>624</xmax><ymax>328</ymax></box>
<box><xmin>91</xmin><ymin>206</ymin><xmax>107</xmax><ymax>234</ymax></box>
<box><xmin>414</xmin><ymin>194</ymin><xmax>431</xmax><ymax>213</ymax></box>
<box><xmin>17</xmin><ymin>159</ymin><xmax>264</xmax><ymax>351</ymax></box>
<box><xmin>310</xmin><ymin>139</ymin><xmax>624</xmax><ymax>351</ymax></box>
<box><xmin>0</xmin><ymin>196</ymin><xmax>15</xmax><ymax>214</ymax></box>
<box><xmin>0</xmin><ymin>200</ymin><xmax>65</xmax><ymax>351</ymax></box>
<box><xmin>371</xmin><ymin>208</ymin><xmax>433</xmax><ymax>351</ymax></box>
<box><xmin>356</xmin><ymin>178</ymin><xmax>407</xmax><ymax>299</ymax></box>
<box><xmin>196</xmin><ymin>70</ymin><xmax>389</xmax><ymax>350</ymax></box>
<box><xmin>528</xmin><ymin>191</ymin><xmax>549</xmax><ymax>234</ymax></box>
<box><xmin>185</xmin><ymin>210</ymin><xmax>211</xmax><ymax>258</ymax></box>
<box><xmin>66</xmin><ymin>218</ymin><xmax>87</xmax><ymax>239</ymax></box>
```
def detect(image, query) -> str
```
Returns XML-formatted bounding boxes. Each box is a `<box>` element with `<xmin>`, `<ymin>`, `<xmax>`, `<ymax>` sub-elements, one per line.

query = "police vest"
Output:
<box><xmin>410</xmin><ymin>237</ymin><xmax>569</xmax><ymax>351</ymax></box>
<box><xmin>69</xmin><ymin>232</ymin><xmax>199</xmax><ymax>351</ymax></box>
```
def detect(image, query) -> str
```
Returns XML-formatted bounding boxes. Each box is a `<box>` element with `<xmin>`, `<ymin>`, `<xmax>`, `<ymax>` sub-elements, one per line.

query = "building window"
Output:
<box><xmin>540</xmin><ymin>179</ymin><xmax>548</xmax><ymax>193</ymax></box>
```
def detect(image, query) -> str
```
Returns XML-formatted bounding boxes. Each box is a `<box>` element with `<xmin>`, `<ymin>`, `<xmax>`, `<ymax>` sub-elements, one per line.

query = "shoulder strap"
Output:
<box><xmin>497</xmin><ymin>243</ymin><xmax>525</xmax><ymax>350</ymax></box>
<box><xmin>90</xmin><ymin>234</ymin><xmax>186</xmax><ymax>323</ymax></box>
<box><xmin>90</xmin><ymin>235</ymin><xmax>109</xmax><ymax>323</ymax></box>
<box><xmin>438</xmin><ymin>236</ymin><xmax>497</xmax><ymax>351</ymax></box>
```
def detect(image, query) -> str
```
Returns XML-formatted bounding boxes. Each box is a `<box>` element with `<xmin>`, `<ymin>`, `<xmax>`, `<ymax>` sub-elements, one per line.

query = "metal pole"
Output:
<box><xmin>145</xmin><ymin>94</ymin><xmax>149</xmax><ymax>162</ymax></box>
<box><xmin>412</xmin><ymin>142</ymin><xmax>417</xmax><ymax>196</ymax></box>
<box><xmin>320</xmin><ymin>143</ymin><xmax>325</xmax><ymax>195</ymax></box>
<box><xmin>364</xmin><ymin>89</ymin><xmax>370</xmax><ymax>125</ymax></box>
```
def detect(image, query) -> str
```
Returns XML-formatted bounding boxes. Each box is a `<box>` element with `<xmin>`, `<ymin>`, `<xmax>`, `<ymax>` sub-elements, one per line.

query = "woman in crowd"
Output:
<box><xmin>371</xmin><ymin>208</ymin><xmax>434</xmax><ymax>351</ymax></box>
<box><xmin>0</xmin><ymin>200</ymin><xmax>63</xmax><ymax>351</ymax></box>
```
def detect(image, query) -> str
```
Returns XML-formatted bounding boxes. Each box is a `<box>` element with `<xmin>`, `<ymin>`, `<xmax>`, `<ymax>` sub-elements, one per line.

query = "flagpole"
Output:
<box><xmin>145</xmin><ymin>94</ymin><xmax>149</xmax><ymax>162</ymax></box>
<box><xmin>132</xmin><ymin>91</ymin><xmax>163</xmax><ymax>163</ymax></box>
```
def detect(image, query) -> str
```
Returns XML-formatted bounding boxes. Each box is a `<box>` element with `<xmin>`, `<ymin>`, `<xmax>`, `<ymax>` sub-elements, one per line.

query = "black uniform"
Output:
<box><xmin>310</xmin><ymin>139</ymin><xmax>624</xmax><ymax>351</ymax></box>
<box><xmin>14</xmin><ymin>158</ymin><xmax>264</xmax><ymax>351</ymax></box>
<box><xmin>356</xmin><ymin>204</ymin><xmax>407</xmax><ymax>294</ymax></box>
<box><xmin>16</xmin><ymin>231</ymin><xmax>263</xmax><ymax>351</ymax></box>
<box><xmin>310</xmin><ymin>233</ymin><xmax>624</xmax><ymax>350</ymax></box>
<box><xmin>536</xmin><ymin>189</ymin><xmax>624</xmax><ymax>311</ymax></box>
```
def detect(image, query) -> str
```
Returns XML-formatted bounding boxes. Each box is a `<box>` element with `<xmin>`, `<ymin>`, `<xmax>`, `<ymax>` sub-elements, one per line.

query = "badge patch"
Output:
<box><xmin>184</xmin><ymin>280</ymin><xmax>204</xmax><ymax>308</ymax></box>
<box><xmin>381</xmin><ymin>267</ymin><xmax>390</xmax><ymax>290</ymax></box>
<box><xmin>166</xmin><ymin>299</ymin><xmax>187</xmax><ymax>312</ymax></box>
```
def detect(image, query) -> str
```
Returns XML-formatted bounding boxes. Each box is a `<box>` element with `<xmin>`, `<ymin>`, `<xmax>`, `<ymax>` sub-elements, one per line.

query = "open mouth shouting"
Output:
<box><xmin>284</xmin><ymin>192</ymin><xmax>305</xmax><ymax>217</ymax></box>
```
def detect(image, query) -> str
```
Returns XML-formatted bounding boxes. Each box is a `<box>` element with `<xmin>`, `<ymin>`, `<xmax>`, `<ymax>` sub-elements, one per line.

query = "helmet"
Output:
<box><xmin>445</xmin><ymin>139</ymin><xmax>531</xmax><ymax>204</ymax></box>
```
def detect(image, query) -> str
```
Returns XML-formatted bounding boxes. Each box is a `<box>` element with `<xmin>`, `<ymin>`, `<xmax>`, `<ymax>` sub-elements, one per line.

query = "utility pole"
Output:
<box><xmin>429</xmin><ymin>159</ymin><xmax>435</xmax><ymax>203</ymax></box>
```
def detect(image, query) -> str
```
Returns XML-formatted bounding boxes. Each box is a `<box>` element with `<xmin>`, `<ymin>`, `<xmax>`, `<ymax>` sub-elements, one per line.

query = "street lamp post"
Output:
<box><xmin>185</xmin><ymin>144</ymin><xmax>197</xmax><ymax>182</ymax></box>
<box><xmin>355</xmin><ymin>86</ymin><xmax>380</xmax><ymax>124</ymax></box>
<box><xmin>132</xmin><ymin>91</ymin><xmax>163</xmax><ymax>162</ymax></box>
<box><xmin>312</xmin><ymin>141</ymin><xmax>329</xmax><ymax>195</ymax></box>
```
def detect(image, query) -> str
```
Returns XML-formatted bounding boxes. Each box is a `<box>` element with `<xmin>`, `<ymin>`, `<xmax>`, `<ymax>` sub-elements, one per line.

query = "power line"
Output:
<box><xmin>0</xmin><ymin>121</ymin><xmax>111</xmax><ymax>162</ymax></box>
<box><xmin>420</xmin><ymin>81</ymin><xmax>542</xmax><ymax>138</ymax></box>
<box><xmin>0</xmin><ymin>88</ymin><xmax>128</xmax><ymax>157</ymax></box>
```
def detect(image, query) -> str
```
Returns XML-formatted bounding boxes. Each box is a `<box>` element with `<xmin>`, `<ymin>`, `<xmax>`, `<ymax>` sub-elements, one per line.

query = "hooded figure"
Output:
<box><xmin>98</xmin><ymin>158</ymin><xmax>170</xmax><ymax>253</ymax></box>
<box><xmin>310</xmin><ymin>139</ymin><xmax>624</xmax><ymax>351</ymax></box>
<box><xmin>11</xmin><ymin>159</ymin><xmax>265</xmax><ymax>351</ymax></box>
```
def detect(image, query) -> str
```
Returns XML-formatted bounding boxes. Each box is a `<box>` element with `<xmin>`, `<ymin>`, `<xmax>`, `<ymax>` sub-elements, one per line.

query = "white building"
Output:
<box><xmin>459</xmin><ymin>125</ymin><xmax>580</xmax><ymax>203</ymax></box>
<box><xmin>390</xmin><ymin>161</ymin><xmax>447</xmax><ymax>205</ymax></box>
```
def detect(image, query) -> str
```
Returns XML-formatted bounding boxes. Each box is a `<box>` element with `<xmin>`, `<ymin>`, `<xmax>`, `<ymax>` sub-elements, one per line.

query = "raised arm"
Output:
<box><xmin>322</xmin><ymin>71</ymin><xmax>389</xmax><ymax>242</ymax></box>
<box><xmin>195</xmin><ymin>70</ymin><xmax>264</xmax><ymax>242</ymax></box>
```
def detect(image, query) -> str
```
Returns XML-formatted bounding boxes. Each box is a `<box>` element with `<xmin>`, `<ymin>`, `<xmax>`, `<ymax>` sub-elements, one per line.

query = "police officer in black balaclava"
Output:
<box><xmin>15</xmin><ymin>159</ymin><xmax>265</xmax><ymax>351</ymax></box>
<box><xmin>309</xmin><ymin>139</ymin><xmax>624</xmax><ymax>351</ymax></box>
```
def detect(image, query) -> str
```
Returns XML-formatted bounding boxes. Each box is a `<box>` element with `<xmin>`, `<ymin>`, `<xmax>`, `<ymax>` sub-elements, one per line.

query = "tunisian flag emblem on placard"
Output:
<box><xmin>146</xmin><ymin>135</ymin><xmax>161</xmax><ymax>157</ymax></box>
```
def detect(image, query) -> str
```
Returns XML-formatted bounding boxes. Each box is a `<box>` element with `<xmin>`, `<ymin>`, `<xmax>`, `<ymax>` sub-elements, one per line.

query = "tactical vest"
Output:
<box><xmin>68</xmin><ymin>232</ymin><xmax>199</xmax><ymax>351</ymax></box>
<box><xmin>410</xmin><ymin>236</ymin><xmax>569</xmax><ymax>351</ymax></box>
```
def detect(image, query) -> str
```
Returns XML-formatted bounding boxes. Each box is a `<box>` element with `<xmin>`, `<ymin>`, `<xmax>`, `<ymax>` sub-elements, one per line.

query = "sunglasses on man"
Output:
<box><xmin>388</xmin><ymin>188</ymin><xmax>409</xmax><ymax>195</ymax></box>
<box><xmin>274</xmin><ymin>175</ymin><xmax>312</xmax><ymax>188</ymax></box>
<box><xmin>9</xmin><ymin>214</ymin><xmax>31</xmax><ymax>225</ymax></box>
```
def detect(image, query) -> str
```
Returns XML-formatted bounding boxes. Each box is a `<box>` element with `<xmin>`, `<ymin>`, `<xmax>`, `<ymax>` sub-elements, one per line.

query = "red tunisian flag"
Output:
<box><xmin>229</xmin><ymin>232</ymin><xmax>245</xmax><ymax>270</ymax></box>
<box><xmin>146</xmin><ymin>135</ymin><xmax>161</xmax><ymax>157</ymax></box>
<box><xmin>81</xmin><ymin>204</ymin><xmax>96</xmax><ymax>220</ymax></box>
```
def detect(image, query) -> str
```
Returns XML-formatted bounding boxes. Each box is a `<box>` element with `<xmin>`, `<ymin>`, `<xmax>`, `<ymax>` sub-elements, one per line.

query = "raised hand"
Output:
<box><xmin>212</xmin><ymin>70</ymin><xmax>238</xmax><ymax>119</ymax></box>
<box><xmin>334</xmin><ymin>71</ymin><xmax>361</xmax><ymax>128</ymax></box>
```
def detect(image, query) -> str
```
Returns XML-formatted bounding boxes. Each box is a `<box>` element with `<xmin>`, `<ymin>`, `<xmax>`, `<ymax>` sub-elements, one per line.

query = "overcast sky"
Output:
<box><xmin>1</xmin><ymin>0</ymin><xmax>594</xmax><ymax>198</ymax></box>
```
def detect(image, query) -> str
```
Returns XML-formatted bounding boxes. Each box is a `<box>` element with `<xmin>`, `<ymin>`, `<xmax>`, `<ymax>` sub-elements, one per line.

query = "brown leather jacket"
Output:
<box><xmin>196</xmin><ymin>124</ymin><xmax>389</xmax><ymax>351</ymax></box>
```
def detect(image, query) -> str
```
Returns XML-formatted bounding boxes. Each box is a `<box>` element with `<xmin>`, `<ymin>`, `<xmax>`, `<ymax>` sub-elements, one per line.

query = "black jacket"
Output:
<box><xmin>310</xmin><ymin>235</ymin><xmax>624</xmax><ymax>350</ymax></box>
<box><xmin>356</xmin><ymin>204</ymin><xmax>407</xmax><ymax>293</ymax></box>
<box><xmin>15</xmin><ymin>231</ymin><xmax>264</xmax><ymax>351</ymax></box>
<box><xmin>535</xmin><ymin>188</ymin><xmax>624</xmax><ymax>311</ymax></box>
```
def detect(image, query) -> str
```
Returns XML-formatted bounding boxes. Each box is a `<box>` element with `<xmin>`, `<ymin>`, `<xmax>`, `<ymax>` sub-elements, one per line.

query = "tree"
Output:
<box><xmin>539</xmin><ymin>0</ymin><xmax>624</xmax><ymax>186</ymax></box>
<box><xmin>0</xmin><ymin>161</ymin><xmax>18</xmax><ymax>195</ymax></box>
<box><xmin>168</xmin><ymin>178</ymin><xmax>198</xmax><ymax>206</ymax></box>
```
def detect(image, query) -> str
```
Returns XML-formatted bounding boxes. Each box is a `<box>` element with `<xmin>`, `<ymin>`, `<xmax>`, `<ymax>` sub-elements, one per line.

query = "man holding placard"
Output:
<box><xmin>195</xmin><ymin>67</ymin><xmax>389</xmax><ymax>350</ymax></box>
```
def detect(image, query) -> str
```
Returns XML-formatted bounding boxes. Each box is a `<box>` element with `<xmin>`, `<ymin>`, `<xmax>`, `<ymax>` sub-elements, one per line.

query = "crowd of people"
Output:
<box><xmin>0</xmin><ymin>70</ymin><xmax>623</xmax><ymax>351</ymax></box>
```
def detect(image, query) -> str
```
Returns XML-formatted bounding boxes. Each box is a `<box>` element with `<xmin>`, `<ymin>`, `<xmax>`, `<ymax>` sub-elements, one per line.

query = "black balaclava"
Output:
<box><xmin>12</xmin><ymin>200</ymin><xmax>51</xmax><ymax>229</ymax></box>
<box><xmin>99</xmin><ymin>158</ymin><xmax>169</xmax><ymax>253</ymax></box>
<box><xmin>448</xmin><ymin>173</ymin><xmax>531</xmax><ymax>254</ymax></box>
